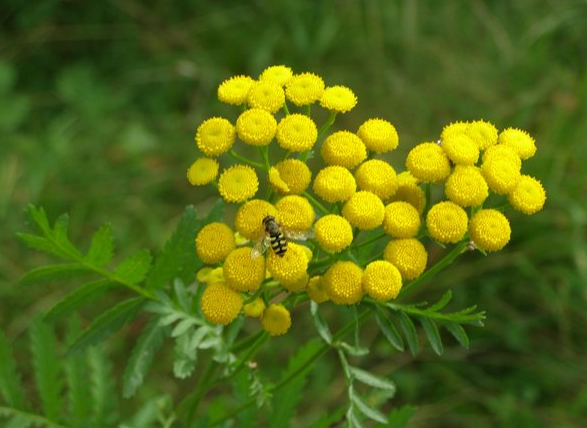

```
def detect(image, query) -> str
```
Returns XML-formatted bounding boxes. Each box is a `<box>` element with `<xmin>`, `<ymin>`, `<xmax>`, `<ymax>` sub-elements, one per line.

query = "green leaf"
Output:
<box><xmin>350</xmin><ymin>389</ymin><xmax>388</xmax><ymax>424</ymax></box>
<box><xmin>349</xmin><ymin>367</ymin><xmax>396</xmax><ymax>393</ymax></box>
<box><xmin>123</xmin><ymin>317</ymin><xmax>167</xmax><ymax>398</ymax></box>
<box><xmin>397</xmin><ymin>312</ymin><xmax>419</xmax><ymax>356</ymax></box>
<box><xmin>173</xmin><ymin>331</ymin><xmax>199</xmax><ymax>379</ymax></box>
<box><xmin>17</xmin><ymin>233</ymin><xmax>71</xmax><ymax>260</ymax></box>
<box><xmin>19</xmin><ymin>263</ymin><xmax>91</xmax><ymax>286</ymax></box>
<box><xmin>0</xmin><ymin>406</ymin><xmax>68</xmax><ymax>428</ymax></box>
<box><xmin>68</xmin><ymin>297</ymin><xmax>146</xmax><ymax>355</ymax></box>
<box><xmin>27</xmin><ymin>205</ymin><xmax>51</xmax><ymax>236</ymax></box>
<box><xmin>52</xmin><ymin>214</ymin><xmax>82</xmax><ymax>257</ymax></box>
<box><xmin>0</xmin><ymin>331</ymin><xmax>27</xmax><ymax>410</ymax></box>
<box><xmin>427</xmin><ymin>290</ymin><xmax>452</xmax><ymax>312</ymax></box>
<box><xmin>346</xmin><ymin>406</ymin><xmax>364</xmax><ymax>428</ymax></box>
<box><xmin>45</xmin><ymin>279</ymin><xmax>115</xmax><ymax>321</ymax></box>
<box><xmin>114</xmin><ymin>250</ymin><xmax>152</xmax><ymax>285</ymax></box>
<box><xmin>419</xmin><ymin>317</ymin><xmax>443</xmax><ymax>355</ymax></box>
<box><xmin>308</xmin><ymin>407</ymin><xmax>346</xmax><ymax>428</ymax></box>
<box><xmin>375</xmin><ymin>405</ymin><xmax>417</xmax><ymax>428</ymax></box>
<box><xmin>88</xmin><ymin>347</ymin><xmax>117</xmax><ymax>428</ymax></box>
<box><xmin>86</xmin><ymin>224</ymin><xmax>114</xmax><ymax>267</ymax></box>
<box><xmin>310</xmin><ymin>301</ymin><xmax>332</xmax><ymax>344</ymax></box>
<box><xmin>375</xmin><ymin>307</ymin><xmax>404</xmax><ymax>351</ymax></box>
<box><xmin>64</xmin><ymin>317</ymin><xmax>91</xmax><ymax>428</ymax></box>
<box><xmin>442</xmin><ymin>321</ymin><xmax>470</xmax><ymax>349</ymax></box>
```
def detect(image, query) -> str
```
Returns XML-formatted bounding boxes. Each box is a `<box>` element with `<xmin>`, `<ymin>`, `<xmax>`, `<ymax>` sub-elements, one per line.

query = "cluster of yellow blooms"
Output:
<box><xmin>188</xmin><ymin>65</ymin><xmax>547</xmax><ymax>337</ymax></box>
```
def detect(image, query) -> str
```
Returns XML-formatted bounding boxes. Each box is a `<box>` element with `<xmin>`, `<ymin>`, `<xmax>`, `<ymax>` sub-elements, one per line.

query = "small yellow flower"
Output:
<box><xmin>320</xmin><ymin>85</ymin><xmax>357</xmax><ymax>113</ymax></box>
<box><xmin>274</xmin><ymin>159</ymin><xmax>312</xmax><ymax>195</ymax></box>
<box><xmin>195</xmin><ymin>117</ymin><xmax>235</xmax><ymax>156</ymax></box>
<box><xmin>481</xmin><ymin>156</ymin><xmax>521</xmax><ymax>195</ymax></box>
<box><xmin>362</xmin><ymin>260</ymin><xmax>402</xmax><ymax>301</ymax></box>
<box><xmin>276</xmin><ymin>114</ymin><xmax>318</xmax><ymax>152</ymax></box>
<box><xmin>307</xmin><ymin>276</ymin><xmax>329</xmax><ymax>303</ymax></box>
<box><xmin>285</xmin><ymin>272</ymin><xmax>309</xmax><ymax>292</ymax></box>
<box><xmin>269</xmin><ymin>167</ymin><xmax>290</xmax><ymax>193</ymax></box>
<box><xmin>206</xmin><ymin>267</ymin><xmax>225</xmax><ymax>284</ymax></box>
<box><xmin>187</xmin><ymin>157</ymin><xmax>219</xmax><ymax>186</ymax></box>
<box><xmin>440</xmin><ymin>121</ymin><xmax>469</xmax><ymax>142</ymax></box>
<box><xmin>445</xmin><ymin>166</ymin><xmax>489</xmax><ymax>207</ymax></box>
<box><xmin>406</xmin><ymin>142</ymin><xmax>451</xmax><ymax>183</ymax></box>
<box><xmin>236</xmin><ymin>108</ymin><xmax>277</xmax><ymax>146</ymax></box>
<box><xmin>266</xmin><ymin>243</ymin><xmax>308</xmax><ymax>287</ymax></box>
<box><xmin>498</xmin><ymin>128</ymin><xmax>536</xmax><ymax>160</ymax></box>
<box><xmin>259</xmin><ymin>65</ymin><xmax>293</xmax><ymax>86</ymax></box>
<box><xmin>218</xmin><ymin>165</ymin><xmax>259</xmax><ymax>203</ymax></box>
<box><xmin>247</xmin><ymin>81</ymin><xmax>285</xmax><ymax>114</ymax></box>
<box><xmin>243</xmin><ymin>298</ymin><xmax>266</xmax><ymax>318</ymax></box>
<box><xmin>300</xmin><ymin>245</ymin><xmax>313</xmax><ymax>263</ymax></box>
<box><xmin>508</xmin><ymin>175</ymin><xmax>546</xmax><ymax>215</ymax></box>
<box><xmin>426</xmin><ymin>201</ymin><xmax>468</xmax><ymax>244</ymax></box>
<box><xmin>313</xmin><ymin>165</ymin><xmax>357</xmax><ymax>203</ymax></box>
<box><xmin>196</xmin><ymin>267</ymin><xmax>213</xmax><ymax>283</ymax></box>
<box><xmin>201</xmin><ymin>283</ymin><xmax>243</xmax><ymax>325</ymax></box>
<box><xmin>383</xmin><ymin>238</ymin><xmax>428</xmax><ymax>280</ymax></box>
<box><xmin>234</xmin><ymin>199</ymin><xmax>277</xmax><ymax>240</ymax></box>
<box><xmin>357</xmin><ymin>118</ymin><xmax>399</xmax><ymax>153</ymax></box>
<box><xmin>217</xmin><ymin>75</ymin><xmax>254</xmax><ymax>105</ymax></box>
<box><xmin>275</xmin><ymin>195</ymin><xmax>315</xmax><ymax>232</ymax></box>
<box><xmin>321</xmin><ymin>131</ymin><xmax>367</xmax><ymax>169</ymax></box>
<box><xmin>261</xmin><ymin>304</ymin><xmax>292</xmax><ymax>336</ymax></box>
<box><xmin>389</xmin><ymin>172</ymin><xmax>426</xmax><ymax>214</ymax></box>
<box><xmin>342</xmin><ymin>191</ymin><xmax>385</xmax><ymax>231</ymax></box>
<box><xmin>469</xmin><ymin>209</ymin><xmax>511</xmax><ymax>252</ymax></box>
<box><xmin>466</xmin><ymin>120</ymin><xmax>498</xmax><ymax>150</ymax></box>
<box><xmin>285</xmin><ymin>72</ymin><xmax>325</xmax><ymax>106</ymax></box>
<box><xmin>482</xmin><ymin>145</ymin><xmax>522</xmax><ymax>170</ymax></box>
<box><xmin>441</xmin><ymin>133</ymin><xmax>479</xmax><ymax>165</ymax></box>
<box><xmin>383</xmin><ymin>202</ymin><xmax>421</xmax><ymax>238</ymax></box>
<box><xmin>324</xmin><ymin>261</ymin><xmax>363</xmax><ymax>305</ymax></box>
<box><xmin>354</xmin><ymin>159</ymin><xmax>398</xmax><ymax>200</ymax></box>
<box><xmin>314</xmin><ymin>214</ymin><xmax>353</xmax><ymax>253</ymax></box>
<box><xmin>223</xmin><ymin>247</ymin><xmax>266</xmax><ymax>292</ymax></box>
<box><xmin>195</xmin><ymin>222</ymin><xmax>236</xmax><ymax>264</ymax></box>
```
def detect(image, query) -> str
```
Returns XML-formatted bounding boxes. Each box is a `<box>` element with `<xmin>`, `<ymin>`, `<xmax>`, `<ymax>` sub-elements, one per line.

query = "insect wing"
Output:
<box><xmin>251</xmin><ymin>234</ymin><xmax>270</xmax><ymax>258</ymax></box>
<box><xmin>284</xmin><ymin>228</ymin><xmax>314</xmax><ymax>241</ymax></box>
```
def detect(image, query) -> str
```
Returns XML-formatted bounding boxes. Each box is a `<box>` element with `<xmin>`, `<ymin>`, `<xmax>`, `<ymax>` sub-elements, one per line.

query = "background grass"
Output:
<box><xmin>1</xmin><ymin>0</ymin><xmax>586</xmax><ymax>426</ymax></box>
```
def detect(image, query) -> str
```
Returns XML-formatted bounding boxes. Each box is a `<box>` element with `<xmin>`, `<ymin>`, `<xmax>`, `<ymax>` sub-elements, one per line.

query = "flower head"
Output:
<box><xmin>384</xmin><ymin>238</ymin><xmax>428</xmax><ymax>280</ymax></box>
<box><xmin>426</xmin><ymin>201</ymin><xmax>468</xmax><ymax>244</ymax></box>
<box><xmin>324</xmin><ymin>261</ymin><xmax>363</xmax><ymax>304</ymax></box>
<box><xmin>266</xmin><ymin>242</ymin><xmax>309</xmax><ymax>287</ymax></box>
<box><xmin>276</xmin><ymin>114</ymin><xmax>318</xmax><ymax>152</ymax></box>
<box><xmin>389</xmin><ymin>172</ymin><xmax>426</xmax><ymax>214</ymax></box>
<box><xmin>498</xmin><ymin>128</ymin><xmax>536</xmax><ymax>159</ymax></box>
<box><xmin>307</xmin><ymin>276</ymin><xmax>329</xmax><ymax>303</ymax></box>
<box><xmin>383</xmin><ymin>201</ymin><xmax>421</xmax><ymax>238</ymax></box>
<box><xmin>445</xmin><ymin>166</ymin><xmax>489</xmax><ymax>207</ymax></box>
<box><xmin>342</xmin><ymin>191</ymin><xmax>385</xmax><ymax>231</ymax></box>
<box><xmin>187</xmin><ymin>157</ymin><xmax>219</xmax><ymax>186</ymax></box>
<box><xmin>354</xmin><ymin>159</ymin><xmax>398</xmax><ymax>200</ymax></box>
<box><xmin>201</xmin><ymin>283</ymin><xmax>243</xmax><ymax>325</ymax></box>
<box><xmin>275</xmin><ymin>195</ymin><xmax>315</xmax><ymax>232</ymax></box>
<box><xmin>261</xmin><ymin>304</ymin><xmax>292</xmax><ymax>336</ymax></box>
<box><xmin>259</xmin><ymin>65</ymin><xmax>293</xmax><ymax>86</ymax></box>
<box><xmin>243</xmin><ymin>298</ymin><xmax>266</xmax><ymax>318</ymax></box>
<box><xmin>273</xmin><ymin>159</ymin><xmax>312</xmax><ymax>195</ymax></box>
<box><xmin>313</xmin><ymin>165</ymin><xmax>356</xmax><ymax>203</ymax></box>
<box><xmin>357</xmin><ymin>118</ymin><xmax>399</xmax><ymax>153</ymax></box>
<box><xmin>481</xmin><ymin>156</ymin><xmax>521</xmax><ymax>195</ymax></box>
<box><xmin>362</xmin><ymin>260</ymin><xmax>402</xmax><ymax>301</ymax></box>
<box><xmin>406</xmin><ymin>142</ymin><xmax>451</xmax><ymax>183</ymax></box>
<box><xmin>234</xmin><ymin>199</ymin><xmax>277</xmax><ymax>240</ymax></box>
<box><xmin>236</xmin><ymin>108</ymin><xmax>277</xmax><ymax>146</ymax></box>
<box><xmin>320</xmin><ymin>85</ymin><xmax>357</xmax><ymax>113</ymax></box>
<box><xmin>248</xmin><ymin>81</ymin><xmax>285</xmax><ymax>113</ymax></box>
<box><xmin>507</xmin><ymin>175</ymin><xmax>546</xmax><ymax>215</ymax></box>
<box><xmin>223</xmin><ymin>247</ymin><xmax>266</xmax><ymax>292</ymax></box>
<box><xmin>314</xmin><ymin>214</ymin><xmax>353</xmax><ymax>253</ymax></box>
<box><xmin>482</xmin><ymin>145</ymin><xmax>522</xmax><ymax>170</ymax></box>
<box><xmin>218</xmin><ymin>165</ymin><xmax>259</xmax><ymax>203</ymax></box>
<box><xmin>321</xmin><ymin>131</ymin><xmax>367</xmax><ymax>169</ymax></box>
<box><xmin>269</xmin><ymin>167</ymin><xmax>290</xmax><ymax>193</ymax></box>
<box><xmin>469</xmin><ymin>209</ymin><xmax>511</xmax><ymax>252</ymax></box>
<box><xmin>441</xmin><ymin>133</ymin><xmax>479</xmax><ymax>165</ymax></box>
<box><xmin>196</xmin><ymin>222</ymin><xmax>236</xmax><ymax>264</ymax></box>
<box><xmin>466</xmin><ymin>120</ymin><xmax>498</xmax><ymax>150</ymax></box>
<box><xmin>218</xmin><ymin>75</ymin><xmax>254</xmax><ymax>105</ymax></box>
<box><xmin>440</xmin><ymin>121</ymin><xmax>469</xmax><ymax>142</ymax></box>
<box><xmin>285</xmin><ymin>73</ymin><xmax>325</xmax><ymax>106</ymax></box>
<box><xmin>195</xmin><ymin>117</ymin><xmax>235</xmax><ymax>156</ymax></box>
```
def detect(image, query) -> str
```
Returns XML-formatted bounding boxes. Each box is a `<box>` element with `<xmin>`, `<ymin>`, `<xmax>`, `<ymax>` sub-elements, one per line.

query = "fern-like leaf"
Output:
<box><xmin>0</xmin><ymin>331</ymin><xmax>27</xmax><ymax>410</ymax></box>
<box><xmin>114</xmin><ymin>250</ymin><xmax>152</xmax><ymax>285</ymax></box>
<box><xmin>45</xmin><ymin>279</ymin><xmax>115</xmax><ymax>322</ymax></box>
<box><xmin>86</xmin><ymin>224</ymin><xmax>114</xmax><ymax>267</ymax></box>
<box><xmin>64</xmin><ymin>317</ymin><xmax>92</xmax><ymax>428</ymax></box>
<box><xmin>88</xmin><ymin>347</ymin><xmax>117</xmax><ymax>428</ymax></box>
<box><xmin>0</xmin><ymin>406</ymin><xmax>68</xmax><ymax>428</ymax></box>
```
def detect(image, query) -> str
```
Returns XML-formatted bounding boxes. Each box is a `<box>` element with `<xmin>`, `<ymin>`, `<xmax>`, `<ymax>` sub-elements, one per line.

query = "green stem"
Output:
<box><xmin>303</xmin><ymin>191</ymin><xmax>328</xmax><ymax>215</ymax></box>
<box><xmin>352</xmin><ymin>232</ymin><xmax>387</xmax><ymax>250</ymax></box>
<box><xmin>182</xmin><ymin>359</ymin><xmax>219</xmax><ymax>424</ymax></box>
<box><xmin>305</xmin><ymin>105</ymin><xmax>311</xmax><ymax>117</ymax></box>
<box><xmin>423</xmin><ymin>182</ymin><xmax>432</xmax><ymax>216</ymax></box>
<box><xmin>283</xmin><ymin>101</ymin><xmax>290</xmax><ymax>115</ymax></box>
<box><xmin>226</xmin><ymin>331</ymin><xmax>269</xmax><ymax>381</ymax></box>
<box><xmin>258</xmin><ymin>146</ymin><xmax>271</xmax><ymax>171</ymax></box>
<box><xmin>229</xmin><ymin>149</ymin><xmax>265</xmax><ymax>169</ymax></box>
<box><xmin>317</xmin><ymin>112</ymin><xmax>337</xmax><ymax>138</ymax></box>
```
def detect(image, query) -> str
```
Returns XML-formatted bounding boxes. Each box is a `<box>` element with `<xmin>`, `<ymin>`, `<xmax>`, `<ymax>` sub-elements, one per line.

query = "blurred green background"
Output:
<box><xmin>1</xmin><ymin>0</ymin><xmax>586</xmax><ymax>426</ymax></box>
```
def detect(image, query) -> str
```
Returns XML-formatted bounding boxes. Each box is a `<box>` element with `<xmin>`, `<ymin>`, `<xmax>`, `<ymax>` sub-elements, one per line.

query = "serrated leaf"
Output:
<box><xmin>19</xmin><ymin>263</ymin><xmax>91</xmax><ymax>286</ymax></box>
<box><xmin>88</xmin><ymin>347</ymin><xmax>116</xmax><ymax>428</ymax></box>
<box><xmin>17</xmin><ymin>233</ymin><xmax>71</xmax><ymax>259</ymax></box>
<box><xmin>310</xmin><ymin>301</ymin><xmax>332</xmax><ymax>344</ymax></box>
<box><xmin>171</xmin><ymin>318</ymin><xmax>197</xmax><ymax>338</ymax></box>
<box><xmin>0</xmin><ymin>406</ymin><xmax>67</xmax><ymax>428</ymax></box>
<box><xmin>68</xmin><ymin>297</ymin><xmax>145</xmax><ymax>355</ymax></box>
<box><xmin>52</xmin><ymin>214</ymin><xmax>82</xmax><ymax>257</ymax></box>
<box><xmin>427</xmin><ymin>290</ymin><xmax>452</xmax><ymax>312</ymax></box>
<box><xmin>419</xmin><ymin>317</ymin><xmax>443</xmax><ymax>355</ymax></box>
<box><xmin>0</xmin><ymin>331</ymin><xmax>27</xmax><ymax>409</ymax></box>
<box><xmin>86</xmin><ymin>224</ymin><xmax>114</xmax><ymax>267</ymax></box>
<box><xmin>64</xmin><ymin>317</ymin><xmax>91</xmax><ymax>428</ymax></box>
<box><xmin>376</xmin><ymin>405</ymin><xmax>417</xmax><ymax>428</ymax></box>
<box><xmin>173</xmin><ymin>279</ymin><xmax>191</xmax><ymax>312</ymax></box>
<box><xmin>442</xmin><ymin>321</ymin><xmax>470</xmax><ymax>349</ymax></box>
<box><xmin>114</xmin><ymin>250</ymin><xmax>152</xmax><ymax>285</ymax></box>
<box><xmin>308</xmin><ymin>407</ymin><xmax>346</xmax><ymax>428</ymax></box>
<box><xmin>375</xmin><ymin>307</ymin><xmax>404</xmax><ymax>351</ymax></box>
<box><xmin>45</xmin><ymin>279</ymin><xmax>115</xmax><ymax>321</ymax></box>
<box><xmin>397</xmin><ymin>312</ymin><xmax>419</xmax><ymax>356</ymax></box>
<box><xmin>338</xmin><ymin>342</ymin><xmax>369</xmax><ymax>357</ymax></box>
<box><xmin>123</xmin><ymin>317</ymin><xmax>167</xmax><ymax>398</ymax></box>
<box><xmin>173</xmin><ymin>333</ymin><xmax>198</xmax><ymax>379</ymax></box>
<box><xmin>27</xmin><ymin>205</ymin><xmax>51</xmax><ymax>236</ymax></box>
<box><xmin>346</xmin><ymin>406</ymin><xmax>364</xmax><ymax>428</ymax></box>
<box><xmin>350</xmin><ymin>390</ymin><xmax>388</xmax><ymax>424</ymax></box>
<box><xmin>349</xmin><ymin>367</ymin><xmax>396</xmax><ymax>393</ymax></box>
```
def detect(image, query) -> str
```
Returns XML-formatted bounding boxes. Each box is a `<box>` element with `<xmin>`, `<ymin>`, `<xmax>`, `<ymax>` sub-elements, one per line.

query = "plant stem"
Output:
<box><xmin>303</xmin><ymin>191</ymin><xmax>328</xmax><ymax>215</ymax></box>
<box><xmin>318</xmin><ymin>112</ymin><xmax>337</xmax><ymax>138</ymax></box>
<box><xmin>258</xmin><ymin>146</ymin><xmax>271</xmax><ymax>171</ymax></box>
<box><xmin>228</xmin><ymin>149</ymin><xmax>265</xmax><ymax>169</ymax></box>
<box><xmin>352</xmin><ymin>232</ymin><xmax>387</xmax><ymax>250</ymax></box>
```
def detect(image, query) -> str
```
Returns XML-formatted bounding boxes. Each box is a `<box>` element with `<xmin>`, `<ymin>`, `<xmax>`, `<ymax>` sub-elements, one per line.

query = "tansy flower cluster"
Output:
<box><xmin>188</xmin><ymin>65</ymin><xmax>547</xmax><ymax>337</ymax></box>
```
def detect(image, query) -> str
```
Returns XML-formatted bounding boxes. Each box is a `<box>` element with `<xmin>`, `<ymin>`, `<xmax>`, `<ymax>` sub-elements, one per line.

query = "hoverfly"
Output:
<box><xmin>251</xmin><ymin>215</ymin><xmax>311</xmax><ymax>258</ymax></box>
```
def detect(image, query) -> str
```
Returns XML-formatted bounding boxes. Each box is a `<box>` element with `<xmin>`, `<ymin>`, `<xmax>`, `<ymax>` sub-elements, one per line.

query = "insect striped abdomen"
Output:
<box><xmin>270</xmin><ymin>232</ymin><xmax>287</xmax><ymax>257</ymax></box>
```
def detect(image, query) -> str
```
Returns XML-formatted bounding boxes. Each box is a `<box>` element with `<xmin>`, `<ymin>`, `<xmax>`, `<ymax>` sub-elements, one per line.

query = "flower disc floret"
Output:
<box><xmin>236</xmin><ymin>108</ymin><xmax>277</xmax><ymax>146</ymax></box>
<box><xmin>384</xmin><ymin>239</ymin><xmax>428</xmax><ymax>280</ymax></box>
<box><xmin>223</xmin><ymin>247</ymin><xmax>265</xmax><ymax>292</ymax></box>
<box><xmin>324</xmin><ymin>261</ymin><xmax>363</xmax><ymax>305</ymax></box>
<box><xmin>342</xmin><ymin>191</ymin><xmax>385</xmax><ymax>231</ymax></box>
<box><xmin>274</xmin><ymin>159</ymin><xmax>312</xmax><ymax>195</ymax></box>
<box><xmin>276</xmin><ymin>114</ymin><xmax>318</xmax><ymax>152</ymax></box>
<box><xmin>313</xmin><ymin>166</ymin><xmax>356</xmax><ymax>203</ymax></box>
<box><xmin>507</xmin><ymin>175</ymin><xmax>546</xmax><ymax>215</ymax></box>
<box><xmin>247</xmin><ymin>81</ymin><xmax>285</xmax><ymax>114</ymax></box>
<box><xmin>259</xmin><ymin>65</ymin><xmax>293</xmax><ymax>86</ymax></box>
<box><xmin>243</xmin><ymin>298</ymin><xmax>266</xmax><ymax>318</ymax></box>
<box><xmin>285</xmin><ymin>72</ymin><xmax>325</xmax><ymax>106</ymax></box>
<box><xmin>275</xmin><ymin>195</ymin><xmax>315</xmax><ymax>232</ymax></box>
<box><xmin>261</xmin><ymin>304</ymin><xmax>292</xmax><ymax>336</ymax></box>
<box><xmin>481</xmin><ymin>157</ymin><xmax>521</xmax><ymax>195</ymax></box>
<box><xmin>383</xmin><ymin>202</ymin><xmax>421</xmax><ymax>238</ymax></box>
<box><xmin>406</xmin><ymin>142</ymin><xmax>451</xmax><ymax>183</ymax></box>
<box><xmin>466</xmin><ymin>120</ymin><xmax>498</xmax><ymax>150</ymax></box>
<box><xmin>307</xmin><ymin>276</ymin><xmax>329</xmax><ymax>303</ymax></box>
<box><xmin>218</xmin><ymin>165</ymin><xmax>259</xmax><ymax>203</ymax></box>
<box><xmin>426</xmin><ymin>201</ymin><xmax>468</xmax><ymax>244</ymax></box>
<box><xmin>196</xmin><ymin>222</ymin><xmax>236</xmax><ymax>264</ymax></box>
<box><xmin>234</xmin><ymin>199</ymin><xmax>277</xmax><ymax>240</ymax></box>
<box><xmin>217</xmin><ymin>75</ymin><xmax>254</xmax><ymax>105</ymax></box>
<box><xmin>266</xmin><ymin>243</ymin><xmax>308</xmax><ymax>287</ymax></box>
<box><xmin>389</xmin><ymin>172</ymin><xmax>426</xmax><ymax>214</ymax></box>
<box><xmin>320</xmin><ymin>85</ymin><xmax>357</xmax><ymax>113</ymax></box>
<box><xmin>201</xmin><ymin>283</ymin><xmax>243</xmax><ymax>325</ymax></box>
<box><xmin>314</xmin><ymin>215</ymin><xmax>353</xmax><ymax>253</ymax></box>
<box><xmin>354</xmin><ymin>159</ymin><xmax>398</xmax><ymax>200</ymax></box>
<box><xmin>441</xmin><ymin>133</ymin><xmax>479</xmax><ymax>165</ymax></box>
<box><xmin>498</xmin><ymin>128</ymin><xmax>536</xmax><ymax>159</ymax></box>
<box><xmin>469</xmin><ymin>209</ymin><xmax>511</xmax><ymax>252</ymax></box>
<box><xmin>195</xmin><ymin>117</ymin><xmax>235</xmax><ymax>156</ymax></box>
<box><xmin>362</xmin><ymin>260</ymin><xmax>402</xmax><ymax>301</ymax></box>
<box><xmin>321</xmin><ymin>131</ymin><xmax>367</xmax><ymax>169</ymax></box>
<box><xmin>269</xmin><ymin>167</ymin><xmax>290</xmax><ymax>193</ymax></box>
<box><xmin>482</xmin><ymin>145</ymin><xmax>522</xmax><ymax>170</ymax></box>
<box><xmin>440</xmin><ymin>121</ymin><xmax>469</xmax><ymax>142</ymax></box>
<box><xmin>445</xmin><ymin>166</ymin><xmax>489</xmax><ymax>207</ymax></box>
<box><xmin>187</xmin><ymin>157</ymin><xmax>219</xmax><ymax>186</ymax></box>
<box><xmin>357</xmin><ymin>118</ymin><xmax>399</xmax><ymax>153</ymax></box>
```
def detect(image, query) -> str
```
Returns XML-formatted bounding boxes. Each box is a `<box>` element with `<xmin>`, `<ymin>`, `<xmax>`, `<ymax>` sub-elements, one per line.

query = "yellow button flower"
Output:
<box><xmin>195</xmin><ymin>222</ymin><xmax>236</xmax><ymax>264</ymax></box>
<box><xmin>445</xmin><ymin>166</ymin><xmax>489</xmax><ymax>207</ymax></box>
<box><xmin>314</xmin><ymin>214</ymin><xmax>354</xmax><ymax>253</ymax></box>
<box><xmin>441</xmin><ymin>133</ymin><xmax>479</xmax><ymax>165</ymax></box>
<box><xmin>383</xmin><ymin>202</ymin><xmax>421</xmax><ymax>238</ymax></box>
<box><xmin>195</xmin><ymin>117</ymin><xmax>235</xmax><ymax>157</ymax></box>
<box><xmin>276</xmin><ymin>195</ymin><xmax>315</xmax><ymax>232</ymax></box>
<box><xmin>259</xmin><ymin>65</ymin><xmax>293</xmax><ymax>86</ymax></box>
<box><xmin>466</xmin><ymin>119</ymin><xmax>498</xmax><ymax>150</ymax></box>
<box><xmin>324</xmin><ymin>261</ymin><xmax>363</xmax><ymax>305</ymax></box>
<box><xmin>357</xmin><ymin>118</ymin><xmax>399</xmax><ymax>153</ymax></box>
<box><xmin>187</xmin><ymin>157</ymin><xmax>219</xmax><ymax>186</ymax></box>
<box><xmin>383</xmin><ymin>238</ymin><xmax>428</xmax><ymax>280</ymax></box>
<box><xmin>223</xmin><ymin>247</ymin><xmax>266</xmax><ymax>292</ymax></box>
<box><xmin>313</xmin><ymin>165</ymin><xmax>357</xmax><ymax>203</ymax></box>
<box><xmin>321</xmin><ymin>131</ymin><xmax>367</xmax><ymax>169</ymax></box>
<box><xmin>426</xmin><ymin>201</ymin><xmax>468</xmax><ymax>244</ymax></box>
<box><xmin>285</xmin><ymin>272</ymin><xmax>309</xmax><ymax>293</ymax></box>
<box><xmin>307</xmin><ymin>276</ymin><xmax>329</xmax><ymax>303</ymax></box>
<box><xmin>274</xmin><ymin>159</ymin><xmax>312</xmax><ymax>195</ymax></box>
<box><xmin>498</xmin><ymin>128</ymin><xmax>536</xmax><ymax>160</ymax></box>
<box><xmin>440</xmin><ymin>121</ymin><xmax>469</xmax><ymax>142</ymax></box>
<box><xmin>507</xmin><ymin>175</ymin><xmax>546</xmax><ymax>215</ymax></box>
<box><xmin>243</xmin><ymin>298</ymin><xmax>266</xmax><ymax>318</ymax></box>
<box><xmin>217</xmin><ymin>75</ymin><xmax>254</xmax><ymax>105</ymax></box>
<box><xmin>236</xmin><ymin>108</ymin><xmax>277</xmax><ymax>146</ymax></box>
<box><xmin>482</xmin><ymin>145</ymin><xmax>522</xmax><ymax>170</ymax></box>
<box><xmin>320</xmin><ymin>85</ymin><xmax>357</xmax><ymax>113</ymax></box>
<box><xmin>354</xmin><ymin>159</ymin><xmax>398</xmax><ymax>200</ymax></box>
<box><xmin>406</xmin><ymin>142</ymin><xmax>451</xmax><ymax>183</ymax></box>
<box><xmin>266</xmin><ymin>243</ymin><xmax>309</xmax><ymax>287</ymax></box>
<box><xmin>218</xmin><ymin>164</ymin><xmax>259</xmax><ymax>203</ymax></box>
<box><xmin>261</xmin><ymin>304</ymin><xmax>292</xmax><ymax>336</ymax></box>
<box><xmin>206</xmin><ymin>267</ymin><xmax>225</xmax><ymax>284</ymax></box>
<box><xmin>481</xmin><ymin>156</ymin><xmax>521</xmax><ymax>195</ymax></box>
<box><xmin>362</xmin><ymin>260</ymin><xmax>402</xmax><ymax>301</ymax></box>
<box><xmin>276</xmin><ymin>114</ymin><xmax>318</xmax><ymax>152</ymax></box>
<box><xmin>196</xmin><ymin>267</ymin><xmax>214</xmax><ymax>283</ymax></box>
<box><xmin>388</xmin><ymin>171</ymin><xmax>426</xmax><ymax>214</ymax></box>
<box><xmin>285</xmin><ymin>72</ymin><xmax>325</xmax><ymax>106</ymax></box>
<box><xmin>268</xmin><ymin>167</ymin><xmax>290</xmax><ymax>194</ymax></box>
<box><xmin>201</xmin><ymin>283</ymin><xmax>243</xmax><ymax>325</ymax></box>
<box><xmin>234</xmin><ymin>199</ymin><xmax>277</xmax><ymax>241</ymax></box>
<box><xmin>247</xmin><ymin>81</ymin><xmax>285</xmax><ymax>114</ymax></box>
<box><xmin>469</xmin><ymin>209</ymin><xmax>511</xmax><ymax>252</ymax></box>
<box><xmin>342</xmin><ymin>191</ymin><xmax>385</xmax><ymax>231</ymax></box>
